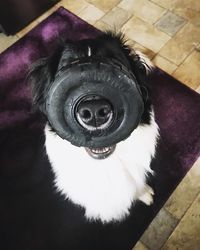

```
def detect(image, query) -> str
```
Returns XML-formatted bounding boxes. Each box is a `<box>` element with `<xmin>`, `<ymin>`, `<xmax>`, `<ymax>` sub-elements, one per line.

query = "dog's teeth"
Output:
<box><xmin>85</xmin><ymin>145</ymin><xmax>116</xmax><ymax>159</ymax></box>
<box><xmin>91</xmin><ymin>147</ymin><xmax>111</xmax><ymax>154</ymax></box>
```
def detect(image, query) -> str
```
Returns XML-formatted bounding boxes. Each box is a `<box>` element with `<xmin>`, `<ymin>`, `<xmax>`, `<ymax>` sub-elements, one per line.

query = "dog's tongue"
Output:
<box><xmin>85</xmin><ymin>145</ymin><xmax>116</xmax><ymax>160</ymax></box>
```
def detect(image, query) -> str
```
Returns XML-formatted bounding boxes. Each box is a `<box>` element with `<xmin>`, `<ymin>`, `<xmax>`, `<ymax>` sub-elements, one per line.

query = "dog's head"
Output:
<box><xmin>28</xmin><ymin>32</ymin><xmax>153</xmax><ymax>159</ymax></box>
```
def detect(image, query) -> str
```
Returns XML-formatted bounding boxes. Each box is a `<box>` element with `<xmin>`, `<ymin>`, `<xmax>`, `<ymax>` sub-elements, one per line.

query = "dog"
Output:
<box><xmin>29</xmin><ymin>31</ymin><xmax>159</xmax><ymax>226</ymax></box>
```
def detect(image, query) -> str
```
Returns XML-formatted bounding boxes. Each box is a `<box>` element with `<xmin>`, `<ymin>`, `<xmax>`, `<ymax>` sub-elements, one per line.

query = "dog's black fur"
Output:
<box><xmin>29</xmin><ymin>32</ymin><xmax>152</xmax><ymax>126</ymax></box>
<box><xmin>1</xmin><ymin>32</ymin><xmax>155</xmax><ymax>250</ymax></box>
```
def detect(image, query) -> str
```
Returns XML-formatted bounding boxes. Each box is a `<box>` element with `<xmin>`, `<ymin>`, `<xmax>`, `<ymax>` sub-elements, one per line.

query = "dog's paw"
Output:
<box><xmin>138</xmin><ymin>185</ymin><xmax>154</xmax><ymax>206</ymax></box>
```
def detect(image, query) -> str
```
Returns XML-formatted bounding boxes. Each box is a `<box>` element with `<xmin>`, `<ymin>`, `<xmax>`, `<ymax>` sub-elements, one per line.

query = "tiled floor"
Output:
<box><xmin>0</xmin><ymin>0</ymin><xmax>200</xmax><ymax>249</ymax></box>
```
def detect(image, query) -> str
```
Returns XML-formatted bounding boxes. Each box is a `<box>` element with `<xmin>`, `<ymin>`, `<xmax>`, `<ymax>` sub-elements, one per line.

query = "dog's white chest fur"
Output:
<box><xmin>45</xmin><ymin>116</ymin><xmax>159</xmax><ymax>223</ymax></box>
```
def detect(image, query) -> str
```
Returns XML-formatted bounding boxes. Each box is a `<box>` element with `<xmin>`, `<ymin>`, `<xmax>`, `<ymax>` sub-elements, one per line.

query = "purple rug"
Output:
<box><xmin>0</xmin><ymin>7</ymin><xmax>200</xmax><ymax>250</ymax></box>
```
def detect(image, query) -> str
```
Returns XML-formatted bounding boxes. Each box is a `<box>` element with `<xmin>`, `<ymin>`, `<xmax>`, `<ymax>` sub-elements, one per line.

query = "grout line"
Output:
<box><xmin>148</xmin><ymin>0</ymin><xmax>166</xmax><ymax>9</ymax></box>
<box><xmin>176</xmin><ymin>190</ymin><xmax>200</xmax><ymax>221</ymax></box>
<box><xmin>143</xmin><ymin>208</ymin><xmax>179</xmax><ymax>250</ymax></box>
<box><xmin>75</xmin><ymin>2</ymin><xmax>90</xmax><ymax>15</ymax></box>
<box><xmin>172</xmin><ymin>47</ymin><xmax>196</xmax><ymax>75</ymax></box>
<box><xmin>163</xmin><ymin>207</ymin><xmax>180</xmax><ymax>221</ymax></box>
<box><xmin>99</xmin><ymin>10</ymin><xmax>134</xmax><ymax>33</ymax></box>
<box><xmin>153</xmin><ymin>13</ymin><xmax>193</xmax><ymax>59</ymax></box>
<box><xmin>141</xmin><ymin>240</ymin><xmax>150</xmax><ymax>250</ymax></box>
<box><xmin>152</xmin><ymin>9</ymin><xmax>168</xmax><ymax>26</ymax></box>
<box><xmin>154</xmin><ymin>54</ymin><xmax>179</xmax><ymax>66</ymax></box>
<box><xmin>85</xmin><ymin>0</ymin><xmax>122</xmax><ymax>13</ymax></box>
<box><xmin>154</xmin><ymin>13</ymin><xmax>188</xmax><ymax>38</ymax></box>
<box><xmin>121</xmin><ymin>14</ymin><xmax>172</xmax><ymax>40</ymax></box>
<box><xmin>160</xmin><ymin>191</ymin><xmax>200</xmax><ymax>249</ymax></box>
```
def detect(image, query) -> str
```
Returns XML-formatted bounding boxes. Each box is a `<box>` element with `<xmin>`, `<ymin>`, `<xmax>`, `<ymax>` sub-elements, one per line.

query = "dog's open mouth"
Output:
<box><xmin>85</xmin><ymin>145</ymin><xmax>116</xmax><ymax>159</ymax></box>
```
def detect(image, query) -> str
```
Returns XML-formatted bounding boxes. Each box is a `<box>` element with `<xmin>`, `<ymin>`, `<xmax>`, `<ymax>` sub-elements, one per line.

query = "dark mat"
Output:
<box><xmin>0</xmin><ymin>7</ymin><xmax>200</xmax><ymax>250</ymax></box>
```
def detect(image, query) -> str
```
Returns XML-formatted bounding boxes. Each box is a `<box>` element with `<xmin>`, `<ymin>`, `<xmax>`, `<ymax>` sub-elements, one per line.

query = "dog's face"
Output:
<box><xmin>29</xmin><ymin>32</ymin><xmax>152</xmax><ymax>160</ymax></box>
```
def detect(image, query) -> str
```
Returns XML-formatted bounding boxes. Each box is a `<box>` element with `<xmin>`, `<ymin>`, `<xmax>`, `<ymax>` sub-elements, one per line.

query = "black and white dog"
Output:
<box><xmin>29</xmin><ymin>32</ymin><xmax>159</xmax><ymax>224</ymax></box>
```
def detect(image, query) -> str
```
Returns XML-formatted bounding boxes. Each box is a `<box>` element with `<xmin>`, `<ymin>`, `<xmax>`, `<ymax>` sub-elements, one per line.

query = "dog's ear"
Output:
<box><xmin>27</xmin><ymin>47</ymin><xmax>63</xmax><ymax>110</ymax></box>
<box><xmin>100</xmin><ymin>31</ymin><xmax>154</xmax><ymax>78</ymax></box>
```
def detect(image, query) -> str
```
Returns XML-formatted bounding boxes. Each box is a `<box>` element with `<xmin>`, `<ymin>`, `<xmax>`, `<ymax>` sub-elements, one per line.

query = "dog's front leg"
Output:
<box><xmin>138</xmin><ymin>185</ymin><xmax>154</xmax><ymax>206</ymax></box>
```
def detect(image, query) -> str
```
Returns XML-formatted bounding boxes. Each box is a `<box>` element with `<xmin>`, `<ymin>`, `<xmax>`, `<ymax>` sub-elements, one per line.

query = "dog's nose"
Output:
<box><xmin>76</xmin><ymin>97</ymin><xmax>113</xmax><ymax>130</ymax></box>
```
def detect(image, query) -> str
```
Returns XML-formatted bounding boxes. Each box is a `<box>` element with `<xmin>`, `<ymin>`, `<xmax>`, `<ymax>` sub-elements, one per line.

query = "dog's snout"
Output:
<box><xmin>76</xmin><ymin>96</ymin><xmax>113</xmax><ymax>130</ymax></box>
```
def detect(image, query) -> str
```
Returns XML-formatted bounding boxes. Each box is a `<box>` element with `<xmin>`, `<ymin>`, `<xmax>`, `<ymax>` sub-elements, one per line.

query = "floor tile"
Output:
<box><xmin>150</xmin><ymin>0</ymin><xmax>179</xmax><ymax>10</ymax></box>
<box><xmin>152</xmin><ymin>0</ymin><xmax>200</xmax><ymax>27</ymax></box>
<box><xmin>189</xmin><ymin>12</ymin><xmax>200</xmax><ymax>27</ymax></box>
<box><xmin>86</xmin><ymin>0</ymin><xmax>121</xmax><ymax>13</ymax></box>
<box><xmin>119</xmin><ymin>0</ymin><xmax>166</xmax><ymax>24</ymax></box>
<box><xmin>159</xmin><ymin>22</ymin><xmax>200</xmax><ymax>65</ymax></box>
<box><xmin>173</xmin><ymin>0</ymin><xmax>200</xmax><ymax>26</ymax></box>
<box><xmin>122</xmin><ymin>17</ymin><xmax>170</xmax><ymax>53</ymax></box>
<box><xmin>134</xmin><ymin>42</ymin><xmax>156</xmax><ymax>60</ymax></box>
<box><xmin>165</xmin><ymin>157</ymin><xmax>200</xmax><ymax>220</ymax></box>
<box><xmin>0</xmin><ymin>34</ymin><xmax>19</xmax><ymax>54</ymax></box>
<box><xmin>133</xmin><ymin>241</ymin><xmax>148</xmax><ymax>250</ymax></box>
<box><xmin>78</xmin><ymin>4</ymin><xmax>105</xmax><ymax>24</ymax></box>
<box><xmin>174</xmin><ymin>9</ymin><xmax>200</xmax><ymax>28</ymax></box>
<box><xmin>153</xmin><ymin>54</ymin><xmax>177</xmax><ymax>74</ymax></box>
<box><xmin>155</xmin><ymin>11</ymin><xmax>186</xmax><ymax>36</ymax></box>
<box><xmin>172</xmin><ymin>50</ymin><xmax>200</xmax><ymax>89</ymax></box>
<box><xmin>140</xmin><ymin>208</ymin><xmax>179</xmax><ymax>250</ymax></box>
<box><xmin>94</xmin><ymin>20</ymin><xmax>112</xmax><ymax>31</ymax></box>
<box><xmin>101</xmin><ymin>7</ymin><xmax>131</xmax><ymax>29</ymax></box>
<box><xmin>194</xmin><ymin>42</ymin><xmax>200</xmax><ymax>52</ymax></box>
<box><xmin>60</xmin><ymin>0</ymin><xmax>89</xmax><ymax>15</ymax></box>
<box><xmin>162</xmin><ymin>193</ymin><xmax>200</xmax><ymax>250</ymax></box>
<box><xmin>196</xmin><ymin>85</ymin><xmax>200</xmax><ymax>94</ymax></box>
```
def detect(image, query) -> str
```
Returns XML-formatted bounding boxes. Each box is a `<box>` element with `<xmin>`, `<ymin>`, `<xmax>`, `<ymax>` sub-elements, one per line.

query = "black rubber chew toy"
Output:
<box><xmin>45</xmin><ymin>58</ymin><xmax>144</xmax><ymax>148</ymax></box>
